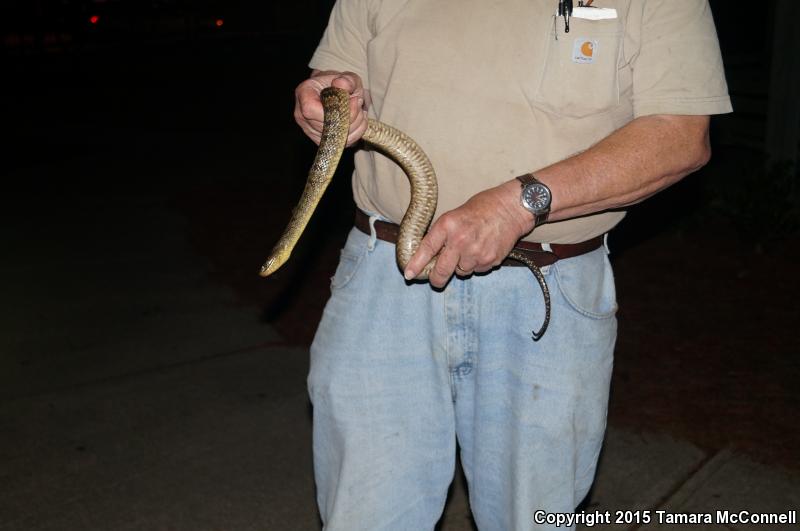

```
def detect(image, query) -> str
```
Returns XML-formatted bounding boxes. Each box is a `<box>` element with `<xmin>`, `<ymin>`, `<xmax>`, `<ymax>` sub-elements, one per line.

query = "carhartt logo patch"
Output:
<box><xmin>572</xmin><ymin>38</ymin><xmax>598</xmax><ymax>64</ymax></box>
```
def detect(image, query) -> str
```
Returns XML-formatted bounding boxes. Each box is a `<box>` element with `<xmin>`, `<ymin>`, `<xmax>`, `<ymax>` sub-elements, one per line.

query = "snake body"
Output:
<box><xmin>260</xmin><ymin>87</ymin><xmax>550</xmax><ymax>340</ymax></box>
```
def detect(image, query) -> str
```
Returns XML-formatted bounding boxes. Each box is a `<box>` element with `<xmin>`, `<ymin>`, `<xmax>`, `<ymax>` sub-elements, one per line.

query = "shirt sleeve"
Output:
<box><xmin>631</xmin><ymin>0</ymin><xmax>733</xmax><ymax>117</ymax></box>
<box><xmin>309</xmin><ymin>0</ymin><xmax>374</xmax><ymax>80</ymax></box>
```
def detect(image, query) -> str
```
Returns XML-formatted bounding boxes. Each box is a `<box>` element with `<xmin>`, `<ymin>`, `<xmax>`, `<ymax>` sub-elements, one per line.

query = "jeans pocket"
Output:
<box><xmin>553</xmin><ymin>248</ymin><xmax>618</xmax><ymax>319</ymax></box>
<box><xmin>330</xmin><ymin>231</ymin><xmax>369</xmax><ymax>291</ymax></box>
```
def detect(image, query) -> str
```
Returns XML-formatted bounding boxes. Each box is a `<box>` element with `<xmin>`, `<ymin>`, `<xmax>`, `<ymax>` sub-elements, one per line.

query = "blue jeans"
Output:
<box><xmin>308</xmin><ymin>221</ymin><xmax>617</xmax><ymax>531</ymax></box>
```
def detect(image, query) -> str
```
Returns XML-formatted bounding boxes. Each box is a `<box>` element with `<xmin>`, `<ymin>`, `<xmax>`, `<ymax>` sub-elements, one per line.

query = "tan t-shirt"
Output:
<box><xmin>309</xmin><ymin>0</ymin><xmax>733</xmax><ymax>243</ymax></box>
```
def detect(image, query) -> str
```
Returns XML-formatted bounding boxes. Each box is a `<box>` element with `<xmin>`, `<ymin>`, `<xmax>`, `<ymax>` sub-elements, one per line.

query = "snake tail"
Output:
<box><xmin>507</xmin><ymin>249</ymin><xmax>551</xmax><ymax>341</ymax></box>
<box><xmin>363</xmin><ymin>119</ymin><xmax>438</xmax><ymax>279</ymax></box>
<box><xmin>259</xmin><ymin>87</ymin><xmax>351</xmax><ymax>277</ymax></box>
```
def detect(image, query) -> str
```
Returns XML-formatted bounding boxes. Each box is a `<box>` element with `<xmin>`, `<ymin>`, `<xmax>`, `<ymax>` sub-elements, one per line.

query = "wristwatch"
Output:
<box><xmin>517</xmin><ymin>173</ymin><xmax>552</xmax><ymax>225</ymax></box>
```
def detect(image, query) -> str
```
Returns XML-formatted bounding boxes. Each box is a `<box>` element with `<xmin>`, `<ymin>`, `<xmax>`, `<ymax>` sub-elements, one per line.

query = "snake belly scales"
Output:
<box><xmin>260</xmin><ymin>87</ymin><xmax>551</xmax><ymax>341</ymax></box>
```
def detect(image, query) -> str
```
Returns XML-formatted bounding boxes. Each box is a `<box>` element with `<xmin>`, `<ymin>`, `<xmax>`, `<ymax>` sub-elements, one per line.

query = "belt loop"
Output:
<box><xmin>603</xmin><ymin>233</ymin><xmax>610</xmax><ymax>255</ymax></box>
<box><xmin>367</xmin><ymin>215</ymin><xmax>379</xmax><ymax>251</ymax></box>
<box><xmin>540</xmin><ymin>242</ymin><xmax>554</xmax><ymax>275</ymax></box>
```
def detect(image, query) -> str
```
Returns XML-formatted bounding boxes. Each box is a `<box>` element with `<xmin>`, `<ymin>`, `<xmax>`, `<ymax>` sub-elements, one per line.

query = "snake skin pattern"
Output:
<box><xmin>260</xmin><ymin>86</ymin><xmax>550</xmax><ymax>340</ymax></box>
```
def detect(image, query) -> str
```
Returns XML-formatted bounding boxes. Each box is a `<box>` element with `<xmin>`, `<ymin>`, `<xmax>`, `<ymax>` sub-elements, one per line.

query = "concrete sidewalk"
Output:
<box><xmin>2</xmin><ymin>338</ymin><xmax>797</xmax><ymax>531</ymax></box>
<box><xmin>1</xmin><ymin>193</ymin><xmax>797</xmax><ymax>531</ymax></box>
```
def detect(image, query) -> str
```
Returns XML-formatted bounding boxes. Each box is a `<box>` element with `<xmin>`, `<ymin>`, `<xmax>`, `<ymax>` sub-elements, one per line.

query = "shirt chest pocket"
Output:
<box><xmin>532</xmin><ymin>17</ymin><xmax>623</xmax><ymax>118</ymax></box>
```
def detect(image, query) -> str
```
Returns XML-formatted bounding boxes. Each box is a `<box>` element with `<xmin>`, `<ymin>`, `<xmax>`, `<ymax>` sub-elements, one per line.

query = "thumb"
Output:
<box><xmin>331</xmin><ymin>75</ymin><xmax>357</xmax><ymax>94</ymax></box>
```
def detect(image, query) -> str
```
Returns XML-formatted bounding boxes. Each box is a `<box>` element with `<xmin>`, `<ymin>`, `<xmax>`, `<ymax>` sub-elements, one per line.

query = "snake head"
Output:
<box><xmin>259</xmin><ymin>252</ymin><xmax>289</xmax><ymax>277</ymax></box>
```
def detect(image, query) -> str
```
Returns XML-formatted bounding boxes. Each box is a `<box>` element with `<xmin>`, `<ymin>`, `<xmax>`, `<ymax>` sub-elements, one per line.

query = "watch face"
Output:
<box><xmin>522</xmin><ymin>183</ymin><xmax>551</xmax><ymax>213</ymax></box>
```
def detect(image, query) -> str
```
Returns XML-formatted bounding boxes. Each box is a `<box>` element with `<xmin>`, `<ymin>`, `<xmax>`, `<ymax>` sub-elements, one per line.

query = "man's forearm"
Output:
<box><xmin>403</xmin><ymin>114</ymin><xmax>712</xmax><ymax>283</ymax></box>
<box><xmin>504</xmin><ymin>114</ymin><xmax>712</xmax><ymax>228</ymax></box>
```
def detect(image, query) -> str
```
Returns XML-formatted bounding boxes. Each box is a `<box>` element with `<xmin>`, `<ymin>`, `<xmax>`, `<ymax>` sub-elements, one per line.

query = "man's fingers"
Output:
<box><xmin>331</xmin><ymin>72</ymin><xmax>363</xmax><ymax>94</ymax></box>
<box><xmin>349</xmin><ymin>95</ymin><xmax>366</xmax><ymax>122</ymax></box>
<box><xmin>332</xmin><ymin>72</ymin><xmax>366</xmax><ymax>122</ymax></box>
<box><xmin>346</xmin><ymin>111</ymin><xmax>368</xmax><ymax>146</ymax></box>
<box><xmin>455</xmin><ymin>257</ymin><xmax>478</xmax><ymax>276</ymax></box>
<box><xmin>429</xmin><ymin>247</ymin><xmax>459</xmax><ymax>288</ymax></box>
<box><xmin>404</xmin><ymin>227</ymin><xmax>447</xmax><ymax>280</ymax></box>
<box><xmin>295</xmin><ymin>83</ymin><xmax>324</xmax><ymax>122</ymax></box>
<box><xmin>295</xmin><ymin>105</ymin><xmax>323</xmax><ymax>130</ymax></box>
<box><xmin>305</xmin><ymin>118</ymin><xmax>324</xmax><ymax>130</ymax></box>
<box><xmin>294</xmin><ymin>90</ymin><xmax>324</xmax><ymax>143</ymax></box>
<box><xmin>331</xmin><ymin>75</ymin><xmax>355</xmax><ymax>92</ymax></box>
<box><xmin>294</xmin><ymin>72</ymin><xmax>367</xmax><ymax>144</ymax></box>
<box><xmin>344</xmin><ymin>76</ymin><xmax>367</xmax><ymax>145</ymax></box>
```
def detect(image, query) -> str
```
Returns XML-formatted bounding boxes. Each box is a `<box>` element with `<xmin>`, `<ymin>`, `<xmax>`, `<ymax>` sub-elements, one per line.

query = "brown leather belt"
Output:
<box><xmin>354</xmin><ymin>209</ymin><xmax>604</xmax><ymax>268</ymax></box>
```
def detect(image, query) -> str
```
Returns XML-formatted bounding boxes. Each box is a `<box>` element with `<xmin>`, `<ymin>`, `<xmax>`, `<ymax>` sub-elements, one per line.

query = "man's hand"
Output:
<box><xmin>404</xmin><ymin>180</ymin><xmax>535</xmax><ymax>288</ymax></box>
<box><xmin>294</xmin><ymin>70</ymin><xmax>368</xmax><ymax>147</ymax></box>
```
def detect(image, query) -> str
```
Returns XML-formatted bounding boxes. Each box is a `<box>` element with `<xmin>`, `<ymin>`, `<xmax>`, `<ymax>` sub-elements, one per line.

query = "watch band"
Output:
<box><xmin>517</xmin><ymin>173</ymin><xmax>551</xmax><ymax>225</ymax></box>
<box><xmin>516</xmin><ymin>173</ymin><xmax>538</xmax><ymax>187</ymax></box>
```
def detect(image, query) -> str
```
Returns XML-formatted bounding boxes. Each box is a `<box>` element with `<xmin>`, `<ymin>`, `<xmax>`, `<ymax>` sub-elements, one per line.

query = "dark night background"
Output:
<box><xmin>1</xmin><ymin>1</ymin><xmax>798</xmax><ymax>530</ymax></box>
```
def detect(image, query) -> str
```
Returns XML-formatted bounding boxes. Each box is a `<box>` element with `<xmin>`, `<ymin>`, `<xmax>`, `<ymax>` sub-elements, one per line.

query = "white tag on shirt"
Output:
<box><xmin>572</xmin><ymin>38</ymin><xmax>598</xmax><ymax>64</ymax></box>
<box><xmin>573</xmin><ymin>7</ymin><xmax>618</xmax><ymax>20</ymax></box>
